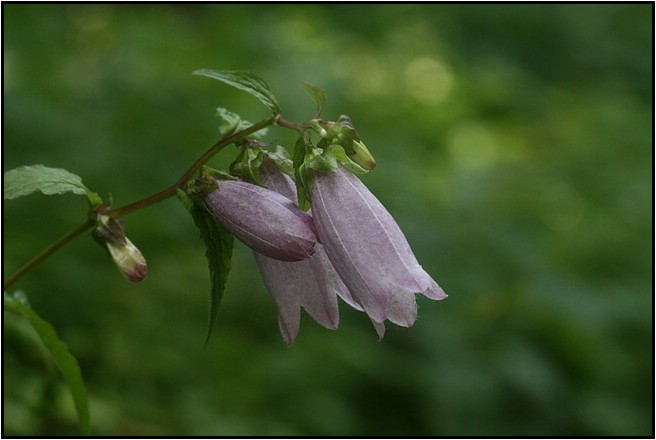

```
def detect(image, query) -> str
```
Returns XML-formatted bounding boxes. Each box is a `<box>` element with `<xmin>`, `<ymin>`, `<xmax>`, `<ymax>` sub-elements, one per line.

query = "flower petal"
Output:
<box><xmin>259</xmin><ymin>160</ymin><xmax>364</xmax><ymax>313</ymax></box>
<box><xmin>259</xmin><ymin>159</ymin><xmax>297</xmax><ymax>202</ymax></box>
<box><xmin>386</xmin><ymin>291</ymin><xmax>418</xmax><ymax>327</ymax></box>
<box><xmin>253</xmin><ymin>252</ymin><xmax>302</xmax><ymax>345</ymax></box>
<box><xmin>254</xmin><ymin>245</ymin><xmax>342</xmax><ymax>345</ymax></box>
<box><xmin>311</xmin><ymin>166</ymin><xmax>446</xmax><ymax>323</ymax></box>
<box><xmin>371</xmin><ymin>319</ymin><xmax>386</xmax><ymax>340</ymax></box>
<box><xmin>423</xmin><ymin>278</ymin><xmax>448</xmax><ymax>300</ymax></box>
<box><xmin>205</xmin><ymin>180</ymin><xmax>317</xmax><ymax>261</ymax></box>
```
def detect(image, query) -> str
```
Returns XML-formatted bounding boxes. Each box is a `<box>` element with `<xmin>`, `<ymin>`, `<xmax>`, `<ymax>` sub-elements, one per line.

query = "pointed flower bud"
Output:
<box><xmin>311</xmin><ymin>166</ymin><xmax>447</xmax><ymax>325</ymax></box>
<box><xmin>204</xmin><ymin>179</ymin><xmax>318</xmax><ymax>262</ymax></box>
<box><xmin>93</xmin><ymin>215</ymin><xmax>148</xmax><ymax>282</ymax></box>
<box><xmin>318</xmin><ymin>115</ymin><xmax>376</xmax><ymax>171</ymax></box>
<box><xmin>253</xmin><ymin>160</ymin><xmax>361</xmax><ymax>344</ymax></box>
<box><xmin>105</xmin><ymin>237</ymin><xmax>148</xmax><ymax>283</ymax></box>
<box><xmin>350</xmin><ymin>139</ymin><xmax>376</xmax><ymax>170</ymax></box>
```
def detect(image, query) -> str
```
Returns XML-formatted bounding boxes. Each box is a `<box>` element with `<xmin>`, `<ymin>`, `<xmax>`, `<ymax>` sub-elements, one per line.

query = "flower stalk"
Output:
<box><xmin>3</xmin><ymin>219</ymin><xmax>96</xmax><ymax>290</ymax></box>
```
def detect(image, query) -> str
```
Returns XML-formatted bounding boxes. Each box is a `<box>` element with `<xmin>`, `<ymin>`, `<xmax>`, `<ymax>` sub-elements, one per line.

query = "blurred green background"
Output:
<box><xmin>3</xmin><ymin>4</ymin><xmax>652</xmax><ymax>436</ymax></box>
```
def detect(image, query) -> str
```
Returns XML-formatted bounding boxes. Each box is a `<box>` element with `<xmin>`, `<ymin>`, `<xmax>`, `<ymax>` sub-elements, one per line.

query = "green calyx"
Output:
<box><xmin>229</xmin><ymin>144</ymin><xmax>294</xmax><ymax>185</ymax></box>
<box><xmin>315</xmin><ymin>115</ymin><xmax>376</xmax><ymax>171</ymax></box>
<box><xmin>292</xmin><ymin>126</ymin><xmax>374</xmax><ymax>211</ymax></box>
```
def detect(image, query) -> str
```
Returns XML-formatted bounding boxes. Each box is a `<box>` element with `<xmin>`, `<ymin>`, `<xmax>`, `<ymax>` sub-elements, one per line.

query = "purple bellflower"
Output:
<box><xmin>204</xmin><ymin>179</ymin><xmax>317</xmax><ymax>262</ymax></box>
<box><xmin>311</xmin><ymin>166</ymin><xmax>447</xmax><ymax>332</ymax></box>
<box><xmin>254</xmin><ymin>160</ymin><xmax>362</xmax><ymax>344</ymax></box>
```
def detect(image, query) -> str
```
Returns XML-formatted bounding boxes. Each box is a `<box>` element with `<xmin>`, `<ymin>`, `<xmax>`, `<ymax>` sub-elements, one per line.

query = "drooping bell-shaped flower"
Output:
<box><xmin>311</xmin><ymin>166</ymin><xmax>447</xmax><ymax>327</ymax></box>
<box><xmin>204</xmin><ymin>179</ymin><xmax>317</xmax><ymax>262</ymax></box>
<box><xmin>253</xmin><ymin>160</ymin><xmax>361</xmax><ymax>344</ymax></box>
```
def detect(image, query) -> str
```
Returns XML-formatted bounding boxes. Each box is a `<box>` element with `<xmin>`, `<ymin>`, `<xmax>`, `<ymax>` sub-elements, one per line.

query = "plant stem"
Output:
<box><xmin>4</xmin><ymin>219</ymin><xmax>96</xmax><ymax>290</ymax></box>
<box><xmin>106</xmin><ymin>116</ymin><xmax>274</xmax><ymax>218</ymax></box>
<box><xmin>274</xmin><ymin>115</ymin><xmax>309</xmax><ymax>131</ymax></box>
<box><xmin>5</xmin><ymin>116</ymin><xmax>275</xmax><ymax>289</ymax></box>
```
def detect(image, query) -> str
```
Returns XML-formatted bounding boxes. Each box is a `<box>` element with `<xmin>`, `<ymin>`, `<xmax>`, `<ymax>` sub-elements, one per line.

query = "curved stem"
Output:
<box><xmin>4</xmin><ymin>219</ymin><xmax>96</xmax><ymax>290</ymax></box>
<box><xmin>106</xmin><ymin>116</ymin><xmax>274</xmax><ymax>218</ymax></box>
<box><xmin>5</xmin><ymin>116</ymin><xmax>276</xmax><ymax>289</ymax></box>
<box><xmin>275</xmin><ymin>115</ymin><xmax>312</xmax><ymax>131</ymax></box>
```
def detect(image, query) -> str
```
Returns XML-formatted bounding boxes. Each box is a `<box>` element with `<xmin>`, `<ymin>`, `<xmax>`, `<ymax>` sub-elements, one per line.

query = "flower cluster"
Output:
<box><xmin>203</xmin><ymin>158</ymin><xmax>446</xmax><ymax>344</ymax></box>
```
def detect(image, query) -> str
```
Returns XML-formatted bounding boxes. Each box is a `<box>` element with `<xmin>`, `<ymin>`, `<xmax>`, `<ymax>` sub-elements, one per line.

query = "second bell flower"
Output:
<box><xmin>311</xmin><ymin>166</ymin><xmax>447</xmax><ymax>325</ymax></box>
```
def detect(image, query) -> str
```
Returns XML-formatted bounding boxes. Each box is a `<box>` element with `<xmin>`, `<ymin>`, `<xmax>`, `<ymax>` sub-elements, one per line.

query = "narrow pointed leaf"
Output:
<box><xmin>4</xmin><ymin>291</ymin><xmax>90</xmax><ymax>434</ymax></box>
<box><xmin>292</xmin><ymin>136</ymin><xmax>312</xmax><ymax>211</ymax></box>
<box><xmin>194</xmin><ymin>69</ymin><xmax>281</xmax><ymax>115</ymax></box>
<box><xmin>177</xmin><ymin>190</ymin><xmax>234</xmax><ymax>344</ymax></box>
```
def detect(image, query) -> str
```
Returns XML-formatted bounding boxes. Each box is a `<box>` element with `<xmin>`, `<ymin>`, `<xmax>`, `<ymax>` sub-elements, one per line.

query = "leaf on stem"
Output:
<box><xmin>4</xmin><ymin>290</ymin><xmax>90</xmax><ymax>435</ymax></box>
<box><xmin>4</xmin><ymin>164</ymin><xmax>89</xmax><ymax>198</ymax></box>
<box><xmin>216</xmin><ymin>107</ymin><xmax>269</xmax><ymax>139</ymax></box>
<box><xmin>4</xmin><ymin>164</ymin><xmax>102</xmax><ymax>207</ymax></box>
<box><xmin>300</xmin><ymin>82</ymin><xmax>327</xmax><ymax>117</ymax></box>
<box><xmin>177</xmin><ymin>190</ymin><xmax>234</xmax><ymax>345</ymax></box>
<box><xmin>194</xmin><ymin>69</ymin><xmax>281</xmax><ymax>115</ymax></box>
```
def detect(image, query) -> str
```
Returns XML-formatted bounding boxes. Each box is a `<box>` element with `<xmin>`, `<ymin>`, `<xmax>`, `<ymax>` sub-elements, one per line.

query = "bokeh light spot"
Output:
<box><xmin>404</xmin><ymin>57</ymin><xmax>453</xmax><ymax>105</ymax></box>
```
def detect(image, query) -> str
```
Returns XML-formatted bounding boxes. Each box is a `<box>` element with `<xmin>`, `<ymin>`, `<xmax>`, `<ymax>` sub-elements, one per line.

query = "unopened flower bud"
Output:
<box><xmin>349</xmin><ymin>139</ymin><xmax>376</xmax><ymax>170</ymax></box>
<box><xmin>105</xmin><ymin>236</ymin><xmax>148</xmax><ymax>282</ymax></box>
<box><xmin>318</xmin><ymin>115</ymin><xmax>376</xmax><ymax>171</ymax></box>
<box><xmin>204</xmin><ymin>179</ymin><xmax>318</xmax><ymax>261</ymax></box>
<box><xmin>93</xmin><ymin>215</ymin><xmax>147</xmax><ymax>283</ymax></box>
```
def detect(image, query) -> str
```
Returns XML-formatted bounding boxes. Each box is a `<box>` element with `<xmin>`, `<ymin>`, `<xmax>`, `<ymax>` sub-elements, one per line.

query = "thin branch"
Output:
<box><xmin>106</xmin><ymin>116</ymin><xmax>275</xmax><ymax>218</ymax></box>
<box><xmin>4</xmin><ymin>220</ymin><xmax>96</xmax><ymax>290</ymax></box>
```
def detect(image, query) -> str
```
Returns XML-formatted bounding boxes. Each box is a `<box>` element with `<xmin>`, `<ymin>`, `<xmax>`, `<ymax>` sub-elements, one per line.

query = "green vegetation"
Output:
<box><xmin>3</xmin><ymin>4</ymin><xmax>652</xmax><ymax>436</ymax></box>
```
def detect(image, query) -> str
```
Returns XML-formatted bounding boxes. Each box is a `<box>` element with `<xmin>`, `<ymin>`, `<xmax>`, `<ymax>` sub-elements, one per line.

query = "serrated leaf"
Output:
<box><xmin>4</xmin><ymin>165</ymin><xmax>90</xmax><ymax>199</ymax></box>
<box><xmin>4</xmin><ymin>291</ymin><xmax>90</xmax><ymax>434</ymax></box>
<box><xmin>300</xmin><ymin>81</ymin><xmax>327</xmax><ymax>117</ymax></box>
<box><xmin>177</xmin><ymin>190</ymin><xmax>234</xmax><ymax>344</ymax></box>
<box><xmin>194</xmin><ymin>69</ymin><xmax>281</xmax><ymax>115</ymax></box>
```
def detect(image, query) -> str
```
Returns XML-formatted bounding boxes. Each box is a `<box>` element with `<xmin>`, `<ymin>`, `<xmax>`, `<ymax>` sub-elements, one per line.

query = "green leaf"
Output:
<box><xmin>300</xmin><ymin>81</ymin><xmax>327</xmax><ymax>117</ymax></box>
<box><xmin>4</xmin><ymin>291</ymin><xmax>90</xmax><ymax>434</ymax></box>
<box><xmin>4</xmin><ymin>165</ymin><xmax>90</xmax><ymax>199</ymax></box>
<box><xmin>215</xmin><ymin>107</ymin><xmax>242</xmax><ymax>136</ymax></box>
<box><xmin>216</xmin><ymin>108</ymin><xmax>269</xmax><ymax>140</ymax></box>
<box><xmin>177</xmin><ymin>190</ymin><xmax>234</xmax><ymax>345</ymax></box>
<box><xmin>230</xmin><ymin>147</ymin><xmax>264</xmax><ymax>184</ymax></box>
<box><xmin>307</xmin><ymin>146</ymin><xmax>338</xmax><ymax>173</ymax></box>
<box><xmin>292</xmin><ymin>136</ymin><xmax>312</xmax><ymax>211</ymax></box>
<box><xmin>329</xmin><ymin>144</ymin><xmax>370</xmax><ymax>174</ymax></box>
<box><xmin>262</xmin><ymin>145</ymin><xmax>294</xmax><ymax>176</ymax></box>
<box><xmin>194</xmin><ymin>69</ymin><xmax>281</xmax><ymax>115</ymax></box>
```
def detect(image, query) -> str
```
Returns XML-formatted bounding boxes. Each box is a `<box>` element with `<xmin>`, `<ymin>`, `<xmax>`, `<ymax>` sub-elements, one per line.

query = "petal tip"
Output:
<box><xmin>423</xmin><ymin>280</ymin><xmax>448</xmax><ymax>301</ymax></box>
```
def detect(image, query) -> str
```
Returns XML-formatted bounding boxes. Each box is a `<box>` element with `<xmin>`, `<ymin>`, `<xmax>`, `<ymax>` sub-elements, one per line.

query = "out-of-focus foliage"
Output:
<box><xmin>3</xmin><ymin>4</ymin><xmax>652</xmax><ymax>436</ymax></box>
